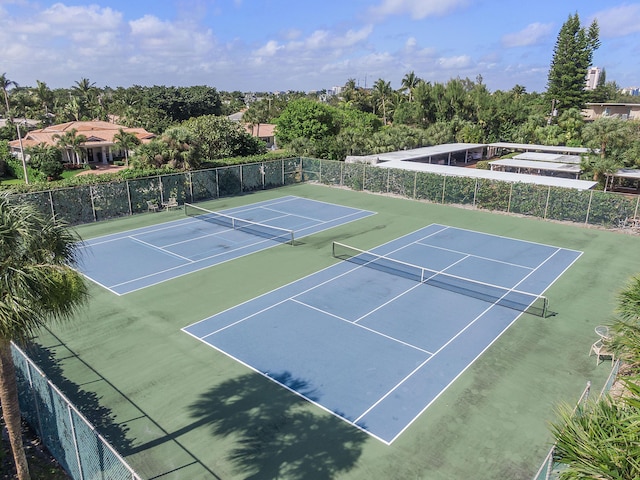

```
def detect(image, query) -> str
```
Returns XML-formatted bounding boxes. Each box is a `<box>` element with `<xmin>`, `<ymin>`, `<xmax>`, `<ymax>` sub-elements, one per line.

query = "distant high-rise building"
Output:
<box><xmin>585</xmin><ymin>67</ymin><xmax>601</xmax><ymax>90</ymax></box>
<box><xmin>621</xmin><ymin>86</ymin><xmax>640</xmax><ymax>97</ymax></box>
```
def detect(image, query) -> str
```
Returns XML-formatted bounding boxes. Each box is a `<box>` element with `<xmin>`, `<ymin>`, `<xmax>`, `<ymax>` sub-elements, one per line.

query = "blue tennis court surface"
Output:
<box><xmin>77</xmin><ymin>196</ymin><xmax>374</xmax><ymax>295</ymax></box>
<box><xmin>183</xmin><ymin>224</ymin><xmax>582</xmax><ymax>444</ymax></box>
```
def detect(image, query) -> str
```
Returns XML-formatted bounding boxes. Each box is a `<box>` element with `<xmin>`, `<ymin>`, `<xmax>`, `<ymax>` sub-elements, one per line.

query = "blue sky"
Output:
<box><xmin>2</xmin><ymin>0</ymin><xmax>639</xmax><ymax>93</ymax></box>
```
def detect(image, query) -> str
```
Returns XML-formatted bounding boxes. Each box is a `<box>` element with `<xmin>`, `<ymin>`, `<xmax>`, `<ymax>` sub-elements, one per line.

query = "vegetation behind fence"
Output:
<box><xmin>9</xmin><ymin>157</ymin><xmax>640</xmax><ymax>230</ymax></box>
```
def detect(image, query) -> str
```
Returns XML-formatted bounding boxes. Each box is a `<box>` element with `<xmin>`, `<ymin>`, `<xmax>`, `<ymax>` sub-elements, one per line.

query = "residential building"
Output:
<box><xmin>8</xmin><ymin>120</ymin><xmax>155</xmax><ymax>164</ymax></box>
<box><xmin>582</xmin><ymin>103</ymin><xmax>640</xmax><ymax>121</ymax></box>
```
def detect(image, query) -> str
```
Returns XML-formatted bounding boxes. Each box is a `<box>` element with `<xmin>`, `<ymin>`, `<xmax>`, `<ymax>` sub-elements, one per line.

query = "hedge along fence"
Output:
<box><xmin>300</xmin><ymin>158</ymin><xmax>640</xmax><ymax>229</ymax></box>
<box><xmin>11</xmin><ymin>158</ymin><xmax>303</xmax><ymax>225</ymax></box>
<box><xmin>8</xmin><ymin>157</ymin><xmax>640</xmax><ymax>229</ymax></box>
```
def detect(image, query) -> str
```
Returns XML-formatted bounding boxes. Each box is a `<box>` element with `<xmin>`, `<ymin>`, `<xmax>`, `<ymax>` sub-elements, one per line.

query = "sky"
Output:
<box><xmin>2</xmin><ymin>0</ymin><xmax>640</xmax><ymax>94</ymax></box>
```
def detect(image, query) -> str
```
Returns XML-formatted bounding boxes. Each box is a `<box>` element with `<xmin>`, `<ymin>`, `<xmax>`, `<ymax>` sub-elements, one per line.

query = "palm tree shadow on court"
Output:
<box><xmin>189</xmin><ymin>371</ymin><xmax>368</xmax><ymax>480</ymax></box>
<box><xmin>17</xmin><ymin>341</ymin><xmax>133</xmax><ymax>459</ymax></box>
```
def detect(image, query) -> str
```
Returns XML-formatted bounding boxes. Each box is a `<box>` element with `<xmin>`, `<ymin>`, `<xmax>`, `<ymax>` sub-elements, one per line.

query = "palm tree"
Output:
<box><xmin>31</xmin><ymin>80</ymin><xmax>53</xmax><ymax>123</ymax></box>
<box><xmin>401</xmin><ymin>71</ymin><xmax>421</xmax><ymax>102</ymax></box>
<box><xmin>113</xmin><ymin>128</ymin><xmax>140</xmax><ymax>167</ymax></box>
<box><xmin>373</xmin><ymin>78</ymin><xmax>393</xmax><ymax>125</ymax></box>
<box><xmin>0</xmin><ymin>192</ymin><xmax>89</xmax><ymax>480</ymax></box>
<box><xmin>617</xmin><ymin>275</ymin><xmax>640</xmax><ymax>323</ymax></box>
<box><xmin>0</xmin><ymin>73</ymin><xmax>29</xmax><ymax>184</ymax></box>
<box><xmin>53</xmin><ymin>128</ymin><xmax>87</xmax><ymax>164</ymax></box>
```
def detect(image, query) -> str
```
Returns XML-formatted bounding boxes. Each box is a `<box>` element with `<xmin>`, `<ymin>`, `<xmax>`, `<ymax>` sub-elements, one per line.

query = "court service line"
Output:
<box><xmin>195</xmin><ymin>247</ymin><xmax>416</xmax><ymax>338</ymax></box>
<box><xmin>355</xmin><ymin>248</ymin><xmax>564</xmax><ymax>425</ymax></box>
<box><xmin>262</xmin><ymin>206</ymin><xmax>326</xmax><ymax>223</ymax></box>
<box><xmin>128</xmin><ymin>236</ymin><xmax>194</xmax><ymax>262</ymax></box>
<box><xmin>353</xmin><ymin>291</ymin><xmax>504</xmax><ymax>426</ymax></box>
<box><xmin>294</xmin><ymin>209</ymin><xmax>376</xmax><ymax>235</ymax></box>
<box><xmin>290</xmin><ymin>298</ymin><xmax>434</xmax><ymax>355</ymax></box>
<box><xmin>353</xmin><ymin>254</ymin><xmax>471</xmax><ymax>325</ymax></box>
<box><xmin>414</xmin><ymin>240</ymin><xmax>535</xmax><ymax>270</ymax></box>
<box><xmin>110</xmin><ymin>235</ymin><xmax>274</xmax><ymax>289</ymax></box>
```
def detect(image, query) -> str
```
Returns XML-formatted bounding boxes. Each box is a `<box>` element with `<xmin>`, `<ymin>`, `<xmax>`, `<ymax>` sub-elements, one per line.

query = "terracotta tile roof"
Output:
<box><xmin>9</xmin><ymin>120</ymin><xmax>155</xmax><ymax>150</ymax></box>
<box><xmin>244</xmin><ymin>123</ymin><xmax>276</xmax><ymax>138</ymax></box>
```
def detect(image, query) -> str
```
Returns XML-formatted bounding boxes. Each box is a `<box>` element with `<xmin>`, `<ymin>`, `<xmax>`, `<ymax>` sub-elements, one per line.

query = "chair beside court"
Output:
<box><xmin>590</xmin><ymin>328</ymin><xmax>615</xmax><ymax>365</ymax></box>
<box><xmin>146</xmin><ymin>200</ymin><xmax>160</xmax><ymax>213</ymax></box>
<box><xmin>162</xmin><ymin>196</ymin><xmax>180</xmax><ymax>211</ymax></box>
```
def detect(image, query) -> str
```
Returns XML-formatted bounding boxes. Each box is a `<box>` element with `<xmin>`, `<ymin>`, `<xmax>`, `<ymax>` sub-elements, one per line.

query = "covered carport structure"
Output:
<box><xmin>604</xmin><ymin>168</ymin><xmax>640</xmax><ymax>194</ymax></box>
<box><xmin>366</xmin><ymin>143</ymin><xmax>486</xmax><ymax>166</ymax></box>
<box><xmin>376</xmin><ymin>160</ymin><xmax>597</xmax><ymax>190</ymax></box>
<box><xmin>486</xmin><ymin>142</ymin><xmax>590</xmax><ymax>158</ymax></box>
<box><xmin>488</xmin><ymin>158</ymin><xmax>582</xmax><ymax>179</ymax></box>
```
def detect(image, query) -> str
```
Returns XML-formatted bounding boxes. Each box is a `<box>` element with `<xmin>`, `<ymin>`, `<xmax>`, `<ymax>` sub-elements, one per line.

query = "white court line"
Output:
<box><xmin>414</xmin><ymin>240</ymin><xmax>535</xmax><ymax>270</ymax></box>
<box><xmin>353</xmin><ymin>254</ymin><xmax>470</xmax><ymax>324</ymax></box>
<box><xmin>290</xmin><ymin>298</ymin><xmax>433</xmax><ymax>355</ymax></box>
<box><xmin>129</xmin><ymin>236</ymin><xmax>194</xmax><ymax>263</ymax></box>
<box><xmin>110</xmin><ymin>235</ymin><xmax>274</xmax><ymax>290</ymax></box>
<box><xmin>356</xmin><ymin>245</ymin><xmax>566</xmax><ymax>441</ymax></box>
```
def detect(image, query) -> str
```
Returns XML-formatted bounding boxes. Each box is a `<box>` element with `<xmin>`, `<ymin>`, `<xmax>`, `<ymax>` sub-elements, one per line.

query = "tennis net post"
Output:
<box><xmin>332</xmin><ymin>241</ymin><xmax>549</xmax><ymax>317</ymax></box>
<box><xmin>185</xmin><ymin>203</ymin><xmax>294</xmax><ymax>245</ymax></box>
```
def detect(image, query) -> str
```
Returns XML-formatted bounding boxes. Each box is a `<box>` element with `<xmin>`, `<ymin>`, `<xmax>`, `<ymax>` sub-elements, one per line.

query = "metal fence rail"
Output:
<box><xmin>9</xmin><ymin>157</ymin><xmax>640</xmax><ymax>231</ymax></box>
<box><xmin>300</xmin><ymin>159</ymin><xmax>640</xmax><ymax>230</ymax></box>
<box><xmin>12</xmin><ymin>343</ymin><xmax>141</xmax><ymax>480</ymax></box>
<box><xmin>12</xmin><ymin>159</ymin><xmax>303</xmax><ymax>225</ymax></box>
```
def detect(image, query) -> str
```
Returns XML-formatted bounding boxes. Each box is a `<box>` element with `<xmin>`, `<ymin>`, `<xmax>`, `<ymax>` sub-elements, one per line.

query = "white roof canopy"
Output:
<box><xmin>376</xmin><ymin>160</ymin><xmax>597</xmax><ymax>190</ymax></box>
<box><xmin>512</xmin><ymin>152</ymin><xmax>582</xmax><ymax>164</ymax></box>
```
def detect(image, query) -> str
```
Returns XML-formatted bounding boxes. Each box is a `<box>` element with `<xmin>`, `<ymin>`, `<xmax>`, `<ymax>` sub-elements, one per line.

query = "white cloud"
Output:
<box><xmin>254</xmin><ymin>40</ymin><xmax>284</xmax><ymax>57</ymax></box>
<box><xmin>437</xmin><ymin>55</ymin><xmax>472</xmax><ymax>69</ymax></box>
<box><xmin>501</xmin><ymin>22</ymin><xmax>554</xmax><ymax>48</ymax></box>
<box><xmin>129</xmin><ymin>15</ymin><xmax>216</xmax><ymax>57</ymax></box>
<box><xmin>592</xmin><ymin>4</ymin><xmax>640</xmax><ymax>37</ymax></box>
<box><xmin>368</xmin><ymin>0</ymin><xmax>470</xmax><ymax>21</ymax></box>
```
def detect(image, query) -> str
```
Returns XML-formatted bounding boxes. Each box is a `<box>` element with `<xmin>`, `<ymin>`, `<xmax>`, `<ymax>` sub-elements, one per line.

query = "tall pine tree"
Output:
<box><xmin>547</xmin><ymin>13</ymin><xmax>600</xmax><ymax>115</ymax></box>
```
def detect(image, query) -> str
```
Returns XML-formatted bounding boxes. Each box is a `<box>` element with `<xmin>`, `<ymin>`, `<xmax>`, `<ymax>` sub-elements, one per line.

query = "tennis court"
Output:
<box><xmin>77</xmin><ymin>195</ymin><xmax>374</xmax><ymax>295</ymax></box>
<box><xmin>184</xmin><ymin>224</ymin><xmax>582</xmax><ymax>444</ymax></box>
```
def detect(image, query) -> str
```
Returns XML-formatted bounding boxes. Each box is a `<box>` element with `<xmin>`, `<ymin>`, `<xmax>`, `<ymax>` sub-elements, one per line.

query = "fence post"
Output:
<box><xmin>188</xmin><ymin>171</ymin><xmax>194</xmax><ymax>203</ymax></box>
<box><xmin>507</xmin><ymin>183</ymin><xmax>513</xmax><ymax>213</ymax></box>
<box><xmin>89</xmin><ymin>186</ymin><xmax>97</xmax><ymax>222</ymax></box>
<box><xmin>413</xmin><ymin>172</ymin><xmax>417</xmax><ymax>199</ymax></box>
<box><xmin>441</xmin><ymin>176</ymin><xmax>446</xmax><ymax>204</ymax></box>
<box><xmin>544</xmin><ymin>186</ymin><xmax>551</xmax><ymax>219</ymax></box>
<box><xmin>68</xmin><ymin>404</ymin><xmax>85</xmax><ymax>480</ymax></box>
<box><xmin>126</xmin><ymin>180</ymin><xmax>132</xmax><ymax>215</ymax></box>
<box><xmin>48</xmin><ymin>190</ymin><xmax>55</xmax><ymax>219</ymax></box>
<box><xmin>585</xmin><ymin>190</ymin><xmax>594</xmax><ymax>225</ymax></box>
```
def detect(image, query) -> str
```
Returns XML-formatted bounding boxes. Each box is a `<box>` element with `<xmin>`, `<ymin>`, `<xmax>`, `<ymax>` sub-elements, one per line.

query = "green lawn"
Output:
<box><xmin>32</xmin><ymin>183</ymin><xmax>639</xmax><ymax>480</ymax></box>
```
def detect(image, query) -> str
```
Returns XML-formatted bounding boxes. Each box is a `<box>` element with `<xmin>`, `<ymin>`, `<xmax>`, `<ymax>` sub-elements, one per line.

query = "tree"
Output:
<box><xmin>53</xmin><ymin>128</ymin><xmax>87</xmax><ymax>164</ymax></box>
<box><xmin>0</xmin><ymin>73</ymin><xmax>29</xmax><ymax>183</ymax></box>
<box><xmin>372</xmin><ymin>78</ymin><xmax>393</xmax><ymax>125</ymax></box>
<box><xmin>113</xmin><ymin>128</ymin><xmax>140</xmax><ymax>167</ymax></box>
<box><xmin>31</xmin><ymin>80</ymin><xmax>53</xmax><ymax>123</ymax></box>
<box><xmin>0</xmin><ymin>193</ymin><xmax>88</xmax><ymax>480</ymax></box>
<box><xmin>26</xmin><ymin>143</ymin><xmax>63</xmax><ymax>180</ymax></box>
<box><xmin>546</xmin><ymin>13</ymin><xmax>600</xmax><ymax>113</ymax></box>
<box><xmin>180</xmin><ymin>115</ymin><xmax>266</xmax><ymax>164</ymax></box>
<box><xmin>401</xmin><ymin>71</ymin><xmax>421</xmax><ymax>103</ymax></box>
<box><xmin>275</xmin><ymin>99</ymin><xmax>339</xmax><ymax>147</ymax></box>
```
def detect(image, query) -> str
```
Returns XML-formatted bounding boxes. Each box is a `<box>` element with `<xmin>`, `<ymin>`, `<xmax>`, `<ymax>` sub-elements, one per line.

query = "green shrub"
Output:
<box><xmin>475</xmin><ymin>160</ymin><xmax>490</xmax><ymax>170</ymax></box>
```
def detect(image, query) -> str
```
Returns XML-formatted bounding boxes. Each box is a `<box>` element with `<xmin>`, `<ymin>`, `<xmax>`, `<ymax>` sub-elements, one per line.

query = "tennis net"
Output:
<box><xmin>332</xmin><ymin>241</ymin><xmax>548</xmax><ymax>317</ymax></box>
<box><xmin>185</xmin><ymin>203</ymin><xmax>294</xmax><ymax>245</ymax></box>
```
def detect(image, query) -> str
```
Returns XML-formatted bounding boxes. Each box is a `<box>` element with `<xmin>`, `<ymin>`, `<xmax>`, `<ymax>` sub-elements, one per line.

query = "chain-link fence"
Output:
<box><xmin>532</xmin><ymin>359</ymin><xmax>622</xmax><ymax>480</ymax></box>
<box><xmin>11</xmin><ymin>159</ymin><xmax>304</xmax><ymax>225</ymax></box>
<box><xmin>301</xmin><ymin>159</ymin><xmax>640</xmax><ymax>229</ymax></box>
<box><xmin>12</xmin><ymin>343</ymin><xmax>141</xmax><ymax>480</ymax></box>
<box><xmin>9</xmin><ymin>157</ymin><xmax>639</xmax><ymax>230</ymax></box>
